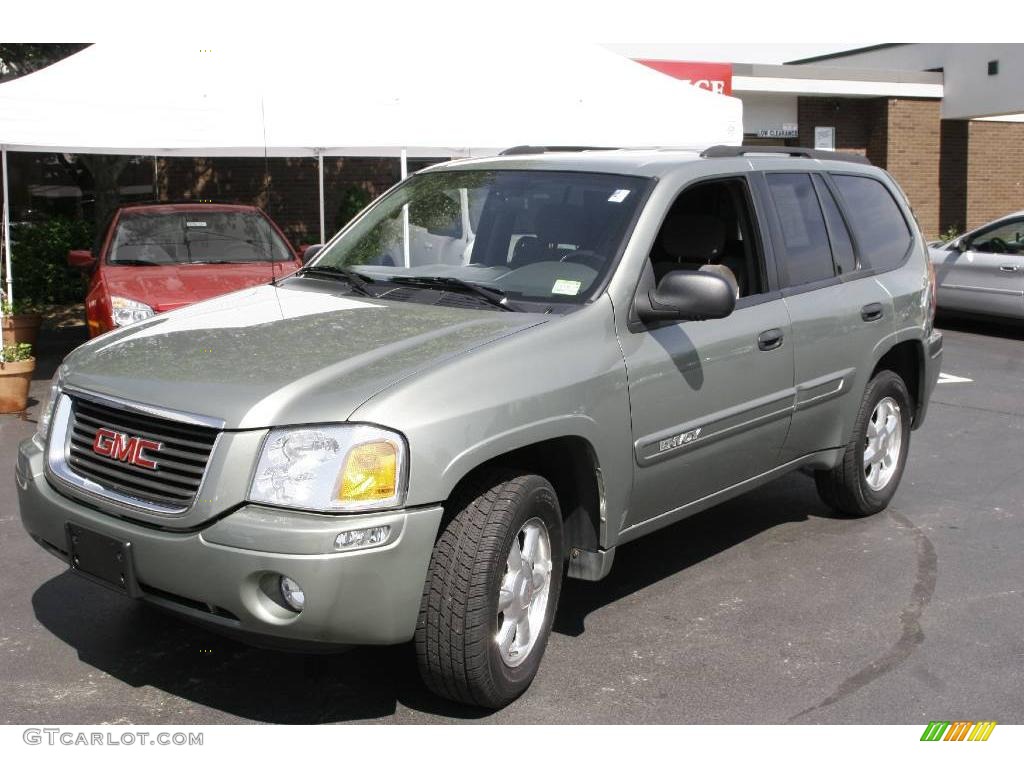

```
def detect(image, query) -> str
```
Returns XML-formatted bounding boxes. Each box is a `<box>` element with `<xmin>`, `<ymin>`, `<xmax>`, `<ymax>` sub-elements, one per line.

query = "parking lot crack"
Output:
<box><xmin>788</xmin><ymin>510</ymin><xmax>937</xmax><ymax>722</ymax></box>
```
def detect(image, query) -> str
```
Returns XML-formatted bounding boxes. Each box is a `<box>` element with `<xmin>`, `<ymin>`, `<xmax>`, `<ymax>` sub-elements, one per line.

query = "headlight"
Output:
<box><xmin>36</xmin><ymin>364</ymin><xmax>67</xmax><ymax>441</ymax></box>
<box><xmin>110</xmin><ymin>296</ymin><xmax>155</xmax><ymax>327</ymax></box>
<box><xmin>249</xmin><ymin>424</ymin><xmax>407</xmax><ymax>512</ymax></box>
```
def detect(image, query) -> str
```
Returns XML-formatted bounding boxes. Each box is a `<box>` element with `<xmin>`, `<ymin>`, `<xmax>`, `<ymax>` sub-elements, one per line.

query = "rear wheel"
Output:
<box><xmin>815</xmin><ymin>370</ymin><xmax>912</xmax><ymax>517</ymax></box>
<box><xmin>415</xmin><ymin>470</ymin><xmax>563</xmax><ymax>708</ymax></box>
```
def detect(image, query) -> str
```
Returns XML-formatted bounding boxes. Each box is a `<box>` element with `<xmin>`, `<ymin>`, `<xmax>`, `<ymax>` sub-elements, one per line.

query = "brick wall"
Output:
<box><xmin>797</xmin><ymin>97</ymin><xmax>888</xmax><ymax>164</ymax></box>
<box><xmin>964</xmin><ymin>121</ymin><xmax>1024</xmax><ymax>230</ymax></box>
<box><xmin>885</xmin><ymin>99</ymin><xmax>940</xmax><ymax>240</ymax></box>
<box><xmin>798</xmin><ymin>96</ymin><xmax>941</xmax><ymax>238</ymax></box>
<box><xmin>938</xmin><ymin>120</ymin><xmax>1024</xmax><ymax>235</ymax></box>
<box><xmin>159</xmin><ymin>156</ymin><xmax>410</xmax><ymax>246</ymax></box>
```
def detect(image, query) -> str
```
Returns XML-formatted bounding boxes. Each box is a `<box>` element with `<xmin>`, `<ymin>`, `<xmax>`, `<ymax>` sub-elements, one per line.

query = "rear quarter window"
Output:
<box><xmin>832</xmin><ymin>175</ymin><xmax>912</xmax><ymax>272</ymax></box>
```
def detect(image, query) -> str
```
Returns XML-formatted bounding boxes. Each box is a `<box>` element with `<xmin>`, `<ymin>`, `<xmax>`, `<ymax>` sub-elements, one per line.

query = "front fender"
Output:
<box><xmin>349</xmin><ymin>296</ymin><xmax>634</xmax><ymax>545</ymax></box>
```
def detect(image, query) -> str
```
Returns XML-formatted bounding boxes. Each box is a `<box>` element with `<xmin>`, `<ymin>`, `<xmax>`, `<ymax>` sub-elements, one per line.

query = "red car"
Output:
<box><xmin>69</xmin><ymin>203</ymin><xmax>304</xmax><ymax>337</ymax></box>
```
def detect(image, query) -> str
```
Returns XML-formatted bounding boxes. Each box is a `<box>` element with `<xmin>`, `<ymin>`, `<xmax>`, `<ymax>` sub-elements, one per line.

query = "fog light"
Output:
<box><xmin>334</xmin><ymin>525</ymin><xmax>390</xmax><ymax>551</ymax></box>
<box><xmin>278</xmin><ymin>576</ymin><xmax>305</xmax><ymax>611</ymax></box>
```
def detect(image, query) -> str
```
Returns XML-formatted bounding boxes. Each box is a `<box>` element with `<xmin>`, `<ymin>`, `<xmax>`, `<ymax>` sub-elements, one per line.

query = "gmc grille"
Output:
<box><xmin>66</xmin><ymin>396</ymin><xmax>218</xmax><ymax>508</ymax></box>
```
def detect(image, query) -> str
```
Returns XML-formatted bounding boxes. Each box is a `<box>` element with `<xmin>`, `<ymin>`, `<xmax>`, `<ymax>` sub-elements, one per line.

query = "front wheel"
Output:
<box><xmin>415</xmin><ymin>470</ymin><xmax>564</xmax><ymax>708</ymax></box>
<box><xmin>815</xmin><ymin>370</ymin><xmax>913</xmax><ymax>517</ymax></box>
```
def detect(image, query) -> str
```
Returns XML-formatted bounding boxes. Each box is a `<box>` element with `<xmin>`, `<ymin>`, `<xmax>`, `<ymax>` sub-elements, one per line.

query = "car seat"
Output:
<box><xmin>653</xmin><ymin>212</ymin><xmax>740</xmax><ymax>298</ymax></box>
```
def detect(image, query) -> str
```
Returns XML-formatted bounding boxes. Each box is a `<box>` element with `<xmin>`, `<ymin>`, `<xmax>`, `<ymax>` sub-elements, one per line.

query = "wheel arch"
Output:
<box><xmin>443</xmin><ymin>435</ymin><xmax>605</xmax><ymax>559</ymax></box>
<box><xmin>869</xmin><ymin>337</ymin><xmax>926</xmax><ymax>427</ymax></box>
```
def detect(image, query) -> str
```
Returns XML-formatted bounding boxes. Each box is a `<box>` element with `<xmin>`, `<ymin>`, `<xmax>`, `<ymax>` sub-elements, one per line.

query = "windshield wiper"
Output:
<box><xmin>298</xmin><ymin>264</ymin><xmax>375</xmax><ymax>296</ymax></box>
<box><xmin>385</xmin><ymin>276</ymin><xmax>514</xmax><ymax>311</ymax></box>
<box><xmin>108</xmin><ymin>259</ymin><xmax>165</xmax><ymax>266</ymax></box>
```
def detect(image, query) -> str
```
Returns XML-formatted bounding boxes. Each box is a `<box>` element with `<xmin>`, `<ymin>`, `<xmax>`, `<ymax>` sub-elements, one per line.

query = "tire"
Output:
<box><xmin>815</xmin><ymin>370</ymin><xmax>913</xmax><ymax>517</ymax></box>
<box><xmin>415</xmin><ymin>469</ymin><xmax>564</xmax><ymax>708</ymax></box>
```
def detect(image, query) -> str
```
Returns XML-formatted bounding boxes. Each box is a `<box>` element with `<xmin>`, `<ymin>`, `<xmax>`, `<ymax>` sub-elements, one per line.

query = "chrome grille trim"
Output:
<box><xmin>62</xmin><ymin>385</ymin><xmax>227</xmax><ymax>429</ymax></box>
<box><xmin>46</xmin><ymin>391</ymin><xmax>223</xmax><ymax>516</ymax></box>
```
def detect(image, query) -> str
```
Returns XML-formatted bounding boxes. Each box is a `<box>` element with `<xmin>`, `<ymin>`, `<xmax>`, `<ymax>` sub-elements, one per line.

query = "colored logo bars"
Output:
<box><xmin>920</xmin><ymin>721</ymin><xmax>997</xmax><ymax>742</ymax></box>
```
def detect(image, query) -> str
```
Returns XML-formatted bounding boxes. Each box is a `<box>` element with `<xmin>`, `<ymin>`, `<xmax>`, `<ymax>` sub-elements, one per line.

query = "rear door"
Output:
<box><xmin>933</xmin><ymin>217</ymin><xmax>1024</xmax><ymax>318</ymax></box>
<box><xmin>756</xmin><ymin>171</ymin><xmax>897</xmax><ymax>462</ymax></box>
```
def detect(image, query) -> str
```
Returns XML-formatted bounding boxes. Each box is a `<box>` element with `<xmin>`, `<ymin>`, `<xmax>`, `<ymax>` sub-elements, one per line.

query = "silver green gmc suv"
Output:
<box><xmin>17</xmin><ymin>146</ymin><xmax>942</xmax><ymax>708</ymax></box>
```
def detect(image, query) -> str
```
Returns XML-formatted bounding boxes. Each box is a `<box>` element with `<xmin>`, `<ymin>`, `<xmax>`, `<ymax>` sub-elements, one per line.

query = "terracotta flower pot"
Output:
<box><xmin>2</xmin><ymin>313</ymin><xmax>43</xmax><ymax>348</ymax></box>
<box><xmin>0</xmin><ymin>357</ymin><xmax>35</xmax><ymax>413</ymax></box>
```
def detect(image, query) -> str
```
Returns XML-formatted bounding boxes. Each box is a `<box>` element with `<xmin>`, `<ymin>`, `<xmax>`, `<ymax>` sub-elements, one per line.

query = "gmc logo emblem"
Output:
<box><xmin>92</xmin><ymin>427</ymin><xmax>162</xmax><ymax>470</ymax></box>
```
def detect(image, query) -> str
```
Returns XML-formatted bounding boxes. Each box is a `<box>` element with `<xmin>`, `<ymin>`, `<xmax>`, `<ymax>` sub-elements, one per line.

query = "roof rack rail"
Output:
<box><xmin>499</xmin><ymin>145</ymin><xmax>614</xmax><ymax>156</ymax></box>
<box><xmin>700</xmin><ymin>145</ymin><xmax>872</xmax><ymax>165</ymax></box>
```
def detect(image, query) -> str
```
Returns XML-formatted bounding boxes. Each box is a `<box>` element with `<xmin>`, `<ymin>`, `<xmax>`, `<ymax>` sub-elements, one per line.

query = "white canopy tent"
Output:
<box><xmin>0</xmin><ymin>41</ymin><xmax>742</xmax><ymax>306</ymax></box>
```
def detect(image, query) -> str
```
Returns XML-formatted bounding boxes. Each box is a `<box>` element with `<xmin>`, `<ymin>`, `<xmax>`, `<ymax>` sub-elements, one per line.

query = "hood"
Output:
<box><xmin>103</xmin><ymin>262</ymin><xmax>299</xmax><ymax>312</ymax></box>
<box><xmin>64</xmin><ymin>279</ymin><xmax>548</xmax><ymax>429</ymax></box>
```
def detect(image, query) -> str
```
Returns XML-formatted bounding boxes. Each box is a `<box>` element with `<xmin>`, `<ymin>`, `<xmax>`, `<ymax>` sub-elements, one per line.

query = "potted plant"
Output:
<box><xmin>0</xmin><ymin>342</ymin><xmax>35</xmax><ymax>414</ymax></box>
<box><xmin>1</xmin><ymin>297</ymin><xmax>44</xmax><ymax>349</ymax></box>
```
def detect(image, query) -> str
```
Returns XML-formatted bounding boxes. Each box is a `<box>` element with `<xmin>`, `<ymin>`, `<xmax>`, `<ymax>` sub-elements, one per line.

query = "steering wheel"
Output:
<box><xmin>986</xmin><ymin>237</ymin><xmax>1009</xmax><ymax>254</ymax></box>
<box><xmin>559</xmin><ymin>250</ymin><xmax>604</xmax><ymax>271</ymax></box>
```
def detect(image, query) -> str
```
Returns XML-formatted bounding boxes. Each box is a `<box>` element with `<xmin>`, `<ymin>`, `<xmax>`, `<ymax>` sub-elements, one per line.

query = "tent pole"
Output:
<box><xmin>152</xmin><ymin>156</ymin><xmax>158</xmax><ymax>199</ymax></box>
<box><xmin>317</xmin><ymin>150</ymin><xmax>325</xmax><ymax>244</ymax></box>
<box><xmin>2</xmin><ymin>146</ymin><xmax>12</xmax><ymax>312</ymax></box>
<box><xmin>400</xmin><ymin>149</ymin><xmax>410</xmax><ymax>268</ymax></box>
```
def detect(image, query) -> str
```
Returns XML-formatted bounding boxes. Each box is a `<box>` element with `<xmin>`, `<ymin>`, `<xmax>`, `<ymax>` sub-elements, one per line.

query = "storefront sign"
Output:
<box><xmin>814</xmin><ymin>126</ymin><xmax>836</xmax><ymax>151</ymax></box>
<box><xmin>757</xmin><ymin>124</ymin><xmax>798</xmax><ymax>139</ymax></box>
<box><xmin>635</xmin><ymin>60</ymin><xmax>733</xmax><ymax>95</ymax></box>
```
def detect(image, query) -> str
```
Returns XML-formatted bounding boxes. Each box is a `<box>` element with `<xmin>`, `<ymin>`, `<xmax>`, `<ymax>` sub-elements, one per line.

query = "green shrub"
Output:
<box><xmin>8</xmin><ymin>218</ymin><xmax>94</xmax><ymax>306</ymax></box>
<box><xmin>1</xmin><ymin>342</ymin><xmax>33</xmax><ymax>362</ymax></box>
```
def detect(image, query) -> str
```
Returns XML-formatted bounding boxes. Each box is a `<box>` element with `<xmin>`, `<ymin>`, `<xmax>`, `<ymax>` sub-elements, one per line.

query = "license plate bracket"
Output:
<box><xmin>66</xmin><ymin>523</ymin><xmax>139</xmax><ymax>597</ymax></box>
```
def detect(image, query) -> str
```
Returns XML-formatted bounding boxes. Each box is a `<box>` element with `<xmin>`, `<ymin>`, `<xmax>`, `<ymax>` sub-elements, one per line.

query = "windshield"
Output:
<box><xmin>108</xmin><ymin>211</ymin><xmax>293</xmax><ymax>265</ymax></box>
<box><xmin>309</xmin><ymin>169</ymin><xmax>648</xmax><ymax>308</ymax></box>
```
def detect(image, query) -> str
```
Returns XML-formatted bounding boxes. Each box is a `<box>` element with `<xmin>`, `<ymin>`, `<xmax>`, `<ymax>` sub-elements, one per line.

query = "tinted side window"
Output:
<box><xmin>832</xmin><ymin>175</ymin><xmax>912</xmax><ymax>271</ymax></box>
<box><xmin>813</xmin><ymin>177</ymin><xmax>856</xmax><ymax>275</ymax></box>
<box><xmin>766</xmin><ymin>173</ymin><xmax>835</xmax><ymax>286</ymax></box>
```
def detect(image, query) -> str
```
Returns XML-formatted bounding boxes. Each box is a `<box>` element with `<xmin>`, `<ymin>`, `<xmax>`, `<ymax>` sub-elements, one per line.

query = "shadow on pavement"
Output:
<box><xmin>935</xmin><ymin>313</ymin><xmax>1024</xmax><ymax>341</ymax></box>
<box><xmin>31</xmin><ymin>471</ymin><xmax>842</xmax><ymax>723</ymax></box>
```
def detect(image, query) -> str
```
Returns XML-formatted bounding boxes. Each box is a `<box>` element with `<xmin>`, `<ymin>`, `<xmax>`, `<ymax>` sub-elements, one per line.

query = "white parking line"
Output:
<box><xmin>938</xmin><ymin>372</ymin><xmax>974</xmax><ymax>384</ymax></box>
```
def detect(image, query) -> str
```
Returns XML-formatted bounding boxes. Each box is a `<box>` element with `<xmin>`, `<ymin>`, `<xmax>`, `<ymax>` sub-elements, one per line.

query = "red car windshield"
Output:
<box><xmin>108</xmin><ymin>211</ymin><xmax>292</xmax><ymax>265</ymax></box>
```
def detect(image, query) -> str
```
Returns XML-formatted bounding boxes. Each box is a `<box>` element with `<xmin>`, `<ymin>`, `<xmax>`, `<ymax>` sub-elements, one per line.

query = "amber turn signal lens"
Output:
<box><xmin>339</xmin><ymin>440</ymin><xmax>398</xmax><ymax>502</ymax></box>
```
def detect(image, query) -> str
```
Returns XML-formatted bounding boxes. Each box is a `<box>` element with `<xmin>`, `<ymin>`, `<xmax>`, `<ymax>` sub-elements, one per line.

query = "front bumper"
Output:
<box><xmin>16</xmin><ymin>437</ymin><xmax>443</xmax><ymax>647</ymax></box>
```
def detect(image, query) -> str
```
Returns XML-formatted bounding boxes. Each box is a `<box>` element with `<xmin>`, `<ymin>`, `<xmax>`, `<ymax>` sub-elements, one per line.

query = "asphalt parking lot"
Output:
<box><xmin>2</xmin><ymin>316</ymin><xmax>1022</xmax><ymax>725</ymax></box>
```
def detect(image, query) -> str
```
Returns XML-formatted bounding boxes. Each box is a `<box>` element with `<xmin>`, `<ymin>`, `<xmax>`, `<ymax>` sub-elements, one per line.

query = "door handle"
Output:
<box><xmin>999</xmin><ymin>264</ymin><xmax>1021</xmax><ymax>272</ymax></box>
<box><xmin>757</xmin><ymin>328</ymin><xmax>784</xmax><ymax>351</ymax></box>
<box><xmin>861</xmin><ymin>303</ymin><xmax>884</xmax><ymax>322</ymax></box>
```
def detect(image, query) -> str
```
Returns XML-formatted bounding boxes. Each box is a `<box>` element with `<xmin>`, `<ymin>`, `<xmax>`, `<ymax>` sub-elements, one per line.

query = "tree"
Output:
<box><xmin>0</xmin><ymin>44</ymin><xmax>89</xmax><ymax>82</ymax></box>
<box><xmin>1</xmin><ymin>44</ymin><xmax>129</xmax><ymax>229</ymax></box>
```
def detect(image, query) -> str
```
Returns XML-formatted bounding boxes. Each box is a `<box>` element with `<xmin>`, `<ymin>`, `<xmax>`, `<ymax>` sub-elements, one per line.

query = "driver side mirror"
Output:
<box><xmin>67</xmin><ymin>249</ymin><xmax>96</xmax><ymax>269</ymax></box>
<box><xmin>636</xmin><ymin>270</ymin><xmax>736</xmax><ymax>324</ymax></box>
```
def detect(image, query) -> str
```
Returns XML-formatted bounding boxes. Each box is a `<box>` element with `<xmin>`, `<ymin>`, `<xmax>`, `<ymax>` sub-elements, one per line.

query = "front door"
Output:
<box><xmin>617</xmin><ymin>175</ymin><xmax>795</xmax><ymax>533</ymax></box>
<box><xmin>619</xmin><ymin>301</ymin><xmax>795</xmax><ymax>531</ymax></box>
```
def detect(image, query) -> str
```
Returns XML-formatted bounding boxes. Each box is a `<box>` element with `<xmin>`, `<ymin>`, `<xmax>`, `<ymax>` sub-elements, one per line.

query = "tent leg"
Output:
<box><xmin>401</xmin><ymin>149</ymin><xmax>410</xmax><ymax>268</ymax></box>
<box><xmin>317</xmin><ymin>150</ymin><xmax>325</xmax><ymax>245</ymax></box>
<box><xmin>152</xmin><ymin>156</ymin><xmax>159</xmax><ymax>199</ymax></box>
<box><xmin>2</xmin><ymin>147</ymin><xmax>12</xmax><ymax>311</ymax></box>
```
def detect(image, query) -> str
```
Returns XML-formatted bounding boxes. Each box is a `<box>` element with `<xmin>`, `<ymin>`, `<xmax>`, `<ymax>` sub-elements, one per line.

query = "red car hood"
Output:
<box><xmin>103</xmin><ymin>262</ymin><xmax>299</xmax><ymax>312</ymax></box>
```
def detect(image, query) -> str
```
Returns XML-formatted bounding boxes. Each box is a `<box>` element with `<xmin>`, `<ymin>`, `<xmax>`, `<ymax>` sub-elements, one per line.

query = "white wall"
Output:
<box><xmin>801</xmin><ymin>44</ymin><xmax>1024</xmax><ymax>120</ymax></box>
<box><xmin>739</xmin><ymin>93</ymin><xmax>798</xmax><ymax>134</ymax></box>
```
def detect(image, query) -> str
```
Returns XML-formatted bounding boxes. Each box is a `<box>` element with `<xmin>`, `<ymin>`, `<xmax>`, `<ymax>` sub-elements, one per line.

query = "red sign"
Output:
<box><xmin>93</xmin><ymin>427</ymin><xmax>162</xmax><ymax>470</ymax></box>
<box><xmin>635</xmin><ymin>60</ymin><xmax>733</xmax><ymax>96</ymax></box>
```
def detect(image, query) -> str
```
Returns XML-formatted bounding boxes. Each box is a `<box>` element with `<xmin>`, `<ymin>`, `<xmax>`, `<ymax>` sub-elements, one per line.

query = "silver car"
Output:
<box><xmin>930</xmin><ymin>210</ymin><xmax>1024</xmax><ymax>320</ymax></box>
<box><xmin>17</xmin><ymin>146</ymin><xmax>942</xmax><ymax>708</ymax></box>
